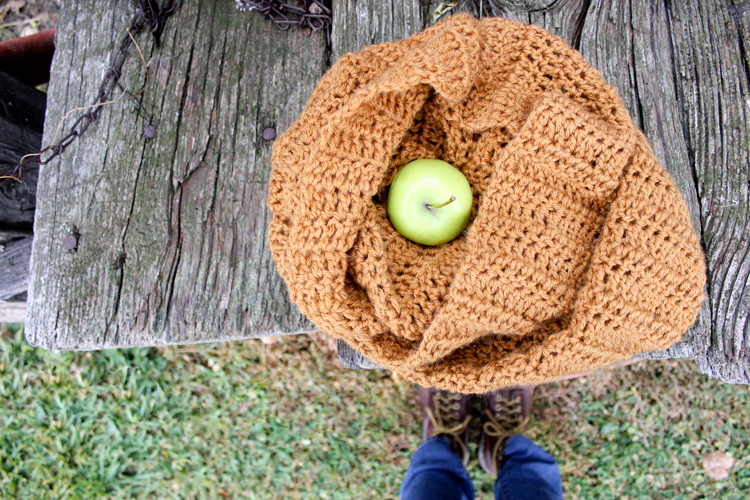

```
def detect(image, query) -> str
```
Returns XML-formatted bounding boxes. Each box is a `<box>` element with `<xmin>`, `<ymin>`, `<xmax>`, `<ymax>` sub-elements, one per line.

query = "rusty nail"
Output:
<box><xmin>63</xmin><ymin>235</ymin><xmax>78</xmax><ymax>251</ymax></box>
<box><xmin>143</xmin><ymin>124</ymin><xmax>157</xmax><ymax>138</ymax></box>
<box><xmin>262</xmin><ymin>127</ymin><xmax>276</xmax><ymax>141</ymax></box>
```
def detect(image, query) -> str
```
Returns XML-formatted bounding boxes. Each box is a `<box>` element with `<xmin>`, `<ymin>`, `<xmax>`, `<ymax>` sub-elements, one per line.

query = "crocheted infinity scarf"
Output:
<box><xmin>267</xmin><ymin>14</ymin><xmax>706</xmax><ymax>394</ymax></box>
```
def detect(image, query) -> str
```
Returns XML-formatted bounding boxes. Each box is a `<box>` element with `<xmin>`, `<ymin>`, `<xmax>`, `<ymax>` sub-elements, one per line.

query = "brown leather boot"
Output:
<box><xmin>419</xmin><ymin>386</ymin><xmax>471</xmax><ymax>466</ymax></box>
<box><xmin>478</xmin><ymin>385</ymin><xmax>534</xmax><ymax>477</ymax></box>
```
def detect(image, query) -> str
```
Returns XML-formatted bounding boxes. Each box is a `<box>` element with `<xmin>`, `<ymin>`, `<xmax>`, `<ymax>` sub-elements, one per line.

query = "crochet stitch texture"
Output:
<box><xmin>267</xmin><ymin>14</ymin><xmax>706</xmax><ymax>394</ymax></box>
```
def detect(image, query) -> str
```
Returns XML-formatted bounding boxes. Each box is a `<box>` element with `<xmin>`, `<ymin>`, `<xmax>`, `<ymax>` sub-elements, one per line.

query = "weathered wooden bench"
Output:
<box><xmin>18</xmin><ymin>0</ymin><xmax>750</xmax><ymax>384</ymax></box>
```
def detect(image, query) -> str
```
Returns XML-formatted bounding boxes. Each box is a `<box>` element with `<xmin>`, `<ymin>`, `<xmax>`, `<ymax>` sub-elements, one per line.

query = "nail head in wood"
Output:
<box><xmin>262</xmin><ymin>127</ymin><xmax>276</xmax><ymax>141</ymax></box>
<box><xmin>62</xmin><ymin>235</ymin><xmax>78</xmax><ymax>251</ymax></box>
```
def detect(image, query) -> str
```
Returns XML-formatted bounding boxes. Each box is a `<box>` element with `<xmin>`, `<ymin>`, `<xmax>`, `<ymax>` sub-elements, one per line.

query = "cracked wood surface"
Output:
<box><xmin>26</xmin><ymin>0</ymin><xmax>330</xmax><ymax>348</ymax></box>
<box><xmin>26</xmin><ymin>0</ymin><xmax>750</xmax><ymax>384</ymax></box>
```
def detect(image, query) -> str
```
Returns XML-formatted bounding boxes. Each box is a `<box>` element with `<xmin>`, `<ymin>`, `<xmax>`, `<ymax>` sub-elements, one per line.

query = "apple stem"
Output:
<box><xmin>428</xmin><ymin>196</ymin><xmax>456</xmax><ymax>209</ymax></box>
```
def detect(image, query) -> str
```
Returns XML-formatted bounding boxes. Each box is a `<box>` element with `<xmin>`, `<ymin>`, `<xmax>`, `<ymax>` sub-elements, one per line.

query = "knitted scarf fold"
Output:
<box><xmin>267</xmin><ymin>14</ymin><xmax>706</xmax><ymax>394</ymax></box>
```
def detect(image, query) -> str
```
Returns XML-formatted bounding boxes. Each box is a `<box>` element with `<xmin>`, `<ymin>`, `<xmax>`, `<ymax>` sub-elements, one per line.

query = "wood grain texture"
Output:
<box><xmin>27</xmin><ymin>0</ymin><xmax>324</xmax><ymax>349</ymax></box>
<box><xmin>330</xmin><ymin>0</ymin><xmax>423</xmax><ymax>59</ymax></box>
<box><xmin>340</xmin><ymin>1</ymin><xmax>750</xmax><ymax>383</ymax></box>
<box><xmin>0</xmin><ymin>300</ymin><xmax>26</xmax><ymax>323</ymax></box>
<box><xmin>26</xmin><ymin>0</ymin><xmax>425</xmax><ymax>350</ymax></box>
<box><xmin>26</xmin><ymin>0</ymin><xmax>750</xmax><ymax>384</ymax></box>
<box><xmin>0</xmin><ymin>71</ymin><xmax>45</xmax><ymax>234</ymax></box>
<box><xmin>657</xmin><ymin>0</ymin><xmax>750</xmax><ymax>383</ymax></box>
<box><xmin>0</xmin><ymin>72</ymin><xmax>43</xmax><ymax>307</ymax></box>
<box><xmin>0</xmin><ymin>235</ymin><xmax>32</xmax><ymax>301</ymax></box>
<box><xmin>573</xmin><ymin>0</ymin><xmax>712</xmax><ymax>365</ymax></box>
<box><xmin>336</xmin><ymin>339</ymin><xmax>383</xmax><ymax>370</ymax></box>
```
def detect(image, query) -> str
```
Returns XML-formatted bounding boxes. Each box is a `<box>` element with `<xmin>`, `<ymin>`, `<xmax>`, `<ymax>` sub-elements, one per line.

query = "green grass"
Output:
<box><xmin>1</xmin><ymin>323</ymin><xmax>748</xmax><ymax>499</ymax></box>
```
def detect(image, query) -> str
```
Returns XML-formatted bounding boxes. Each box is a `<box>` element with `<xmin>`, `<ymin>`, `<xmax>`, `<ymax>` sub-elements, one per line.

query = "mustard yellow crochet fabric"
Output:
<box><xmin>267</xmin><ymin>14</ymin><xmax>706</xmax><ymax>394</ymax></box>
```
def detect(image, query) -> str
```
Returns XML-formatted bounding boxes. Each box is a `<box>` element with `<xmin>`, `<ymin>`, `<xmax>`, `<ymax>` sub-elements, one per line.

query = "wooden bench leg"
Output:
<box><xmin>336</xmin><ymin>340</ymin><xmax>384</xmax><ymax>369</ymax></box>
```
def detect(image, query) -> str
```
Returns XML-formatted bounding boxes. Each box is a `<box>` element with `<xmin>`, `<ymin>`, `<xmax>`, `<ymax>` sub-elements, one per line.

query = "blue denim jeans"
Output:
<box><xmin>400</xmin><ymin>435</ymin><xmax>563</xmax><ymax>500</ymax></box>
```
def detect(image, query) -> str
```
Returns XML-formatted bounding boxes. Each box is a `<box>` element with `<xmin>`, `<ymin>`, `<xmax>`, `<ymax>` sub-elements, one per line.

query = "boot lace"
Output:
<box><xmin>483</xmin><ymin>394</ymin><xmax>529</xmax><ymax>472</ymax></box>
<box><xmin>426</xmin><ymin>391</ymin><xmax>471</xmax><ymax>463</ymax></box>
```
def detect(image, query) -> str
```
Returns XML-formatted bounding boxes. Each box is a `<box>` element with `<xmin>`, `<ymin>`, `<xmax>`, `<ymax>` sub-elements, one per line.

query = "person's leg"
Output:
<box><xmin>400</xmin><ymin>435</ymin><xmax>474</xmax><ymax>500</ymax></box>
<box><xmin>401</xmin><ymin>387</ymin><xmax>475</xmax><ymax>500</ymax></box>
<box><xmin>493</xmin><ymin>434</ymin><xmax>563</xmax><ymax>500</ymax></box>
<box><xmin>479</xmin><ymin>386</ymin><xmax>564</xmax><ymax>500</ymax></box>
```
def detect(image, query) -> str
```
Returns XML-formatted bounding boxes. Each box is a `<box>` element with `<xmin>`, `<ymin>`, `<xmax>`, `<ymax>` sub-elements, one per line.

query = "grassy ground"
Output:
<box><xmin>1</xmin><ymin>322</ymin><xmax>748</xmax><ymax>499</ymax></box>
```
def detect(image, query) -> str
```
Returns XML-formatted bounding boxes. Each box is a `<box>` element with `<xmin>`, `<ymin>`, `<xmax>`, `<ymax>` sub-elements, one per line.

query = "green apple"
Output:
<box><xmin>386</xmin><ymin>159</ymin><xmax>473</xmax><ymax>246</ymax></box>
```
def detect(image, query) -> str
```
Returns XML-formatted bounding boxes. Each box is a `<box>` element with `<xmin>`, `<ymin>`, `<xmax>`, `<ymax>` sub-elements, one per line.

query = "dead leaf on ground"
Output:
<box><xmin>702</xmin><ymin>452</ymin><xmax>735</xmax><ymax>480</ymax></box>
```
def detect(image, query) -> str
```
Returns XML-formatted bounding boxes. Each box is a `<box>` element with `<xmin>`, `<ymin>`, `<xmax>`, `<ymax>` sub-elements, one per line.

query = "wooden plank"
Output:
<box><xmin>0</xmin><ymin>71</ymin><xmax>44</xmax><ymax>306</ymax></box>
<box><xmin>336</xmin><ymin>339</ymin><xmax>383</xmax><ymax>370</ymax></box>
<box><xmin>464</xmin><ymin>0</ymin><xmax>590</xmax><ymax>41</ymax></box>
<box><xmin>574</xmin><ymin>1</ymin><xmax>713</xmax><ymax>366</ymax></box>
<box><xmin>659</xmin><ymin>0</ymin><xmax>750</xmax><ymax>383</ymax></box>
<box><xmin>0</xmin><ymin>71</ymin><xmax>45</xmax><ymax>234</ymax></box>
<box><xmin>0</xmin><ymin>235</ymin><xmax>32</xmax><ymax>301</ymax></box>
<box><xmin>330</xmin><ymin>0</ymin><xmax>424</xmax><ymax>59</ymax></box>
<box><xmin>24</xmin><ymin>0</ymin><xmax>750</xmax><ymax>383</ymax></box>
<box><xmin>564</xmin><ymin>0</ymin><xmax>749</xmax><ymax>383</ymax></box>
<box><xmin>26</xmin><ymin>0</ymin><xmax>325</xmax><ymax>349</ymax></box>
<box><xmin>337</xmin><ymin>1</ymin><xmax>750</xmax><ymax>383</ymax></box>
<box><xmin>330</xmin><ymin>0</ymin><xmax>424</xmax><ymax>369</ymax></box>
<box><xmin>0</xmin><ymin>301</ymin><xmax>26</xmax><ymax>323</ymax></box>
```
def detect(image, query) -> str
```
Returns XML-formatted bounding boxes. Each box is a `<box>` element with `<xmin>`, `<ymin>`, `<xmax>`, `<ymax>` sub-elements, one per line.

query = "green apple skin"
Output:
<box><xmin>386</xmin><ymin>159</ymin><xmax>473</xmax><ymax>246</ymax></box>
